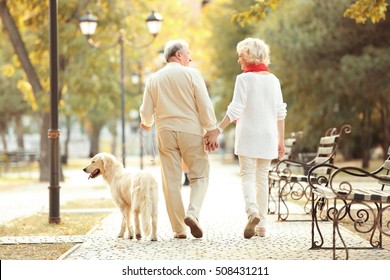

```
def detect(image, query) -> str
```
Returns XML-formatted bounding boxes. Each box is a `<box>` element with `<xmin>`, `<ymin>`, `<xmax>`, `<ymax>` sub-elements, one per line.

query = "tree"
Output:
<box><xmin>252</xmin><ymin>0</ymin><xmax>390</xmax><ymax>166</ymax></box>
<box><xmin>232</xmin><ymin>0</ymin><xmax>388</xmax><ymax>26</ymax></box>
<box><xmin>0</xmin><ymin>65</ymin><xmax>30</xmax><ymax>151</ymax></box>
<box><xmin>0</xmin><ymin>0</ymin><xmax>198</xmax><ymax>180</ymax></box>
<box><xmin>200</xmin><ymin>0</ymin><xmax>390</xmax><ymax>167</ymax></box>
<box><xmin>344</xmin><ymin>0</ymin><xmax>388</xmax><ymax>23</ymax></box>
<box><xmin>0</xmin><ymin>0</ymin><xmax>51</xmax><ymax>180</ymax></box>
<box><xmin>199</xmin><ymin>0</ymin><xmax>256</xmax><ymax>118</ymax></box>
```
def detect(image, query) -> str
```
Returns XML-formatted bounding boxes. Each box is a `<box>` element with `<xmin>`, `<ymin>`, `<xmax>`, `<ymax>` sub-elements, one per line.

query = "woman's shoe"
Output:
<box><xmin>255</xmin><ymin>227</ymin><xmax>266</xmax><ymax>237</ymax></box>
<box><xmin>244</xmin><ymin>214</ymin><xmax>260</xmax><ymax>239</ymax></box>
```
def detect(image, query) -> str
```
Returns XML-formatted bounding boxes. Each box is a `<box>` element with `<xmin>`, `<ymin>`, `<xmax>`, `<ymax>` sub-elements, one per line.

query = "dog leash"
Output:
<box><xmin>119</xmin><ymin>128</ymin><xmax>157</xmax><ymax>165</ymax></box>
<box><xmin>137</xmin><ymin>127</ymin><xmax>157</xmax><ymax>162</ymax></box>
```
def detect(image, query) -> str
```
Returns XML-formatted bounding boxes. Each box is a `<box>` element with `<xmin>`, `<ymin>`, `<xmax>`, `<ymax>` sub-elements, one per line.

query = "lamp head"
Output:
<box><xmin>79</xmin><ymin>11</ymin><xmax>98</xmax><ymax>36</ymax></box>
<box><xmin>146</xmin><ymin>11</ymin><xmax>163</xmax><ymax>37</ymax></box>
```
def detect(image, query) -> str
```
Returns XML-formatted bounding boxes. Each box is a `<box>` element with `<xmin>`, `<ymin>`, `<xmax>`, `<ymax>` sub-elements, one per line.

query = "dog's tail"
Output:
<box><xmin>132</xmin><ymin>172</ymin><xmax>158</xmax><ymax>237</ymax></box>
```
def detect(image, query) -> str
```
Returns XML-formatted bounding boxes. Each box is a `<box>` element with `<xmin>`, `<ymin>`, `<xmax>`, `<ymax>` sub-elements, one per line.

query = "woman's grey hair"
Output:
<box><xmin>164</xmin><ymin>40</ymin><xmax>189</xmax><ymax>62</ymax></box>
<box><xmin>237</xmin><ymin>38</ymin><xmax>270</xmax><ymax>66</ymax></box>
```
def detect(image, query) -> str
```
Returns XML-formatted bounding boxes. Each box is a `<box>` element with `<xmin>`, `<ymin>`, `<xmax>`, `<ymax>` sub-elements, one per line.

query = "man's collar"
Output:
<box><xmin>167</xmin><ymin>62</ymin><xmax>182</xmax><ymax>66</ymax></box>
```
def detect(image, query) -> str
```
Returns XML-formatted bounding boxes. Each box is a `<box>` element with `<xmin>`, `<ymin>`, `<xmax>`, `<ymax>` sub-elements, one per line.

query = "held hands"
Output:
<box><xmin>204</xmin><ymin>129</ymin><xmax>220</xmax><ymax>152</ymax></box>
<box><xmin>140</xmin><ymin>123</ymin><xmax>152</xmax><ymax>131</ymax></box>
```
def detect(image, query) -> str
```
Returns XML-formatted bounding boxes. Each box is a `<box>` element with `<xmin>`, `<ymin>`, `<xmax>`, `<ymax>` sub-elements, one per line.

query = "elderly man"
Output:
<box><xmin>139</xmin><ymin>39</ymin><xmax>218</xmax><ymax>239</ymax></box>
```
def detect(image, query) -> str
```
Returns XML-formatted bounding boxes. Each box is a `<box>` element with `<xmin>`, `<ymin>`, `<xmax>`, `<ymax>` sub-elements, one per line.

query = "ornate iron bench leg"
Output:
<box><xmin>278</xmin><ymin>180</ymin><xmax>291</xmax><ymax>221</ymax></box>
<box><xmin>332</xmin><ymin>198</ymin><xmax>337</xmax><ymax>259</ymax></box>
<box><xmin>268</xmin><ymin>176</ymin><xmax>277</xmax><ymax>214</ymax></box>
<box><xmin>311</xmin><ymin>195</ymin><xmax>325</xmax><ymax>249</ymax></box>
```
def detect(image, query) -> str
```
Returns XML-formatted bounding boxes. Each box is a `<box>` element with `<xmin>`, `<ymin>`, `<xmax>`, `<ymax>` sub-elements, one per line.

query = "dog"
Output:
<box><xmin>83</xmin><ymin>152</ymin><xmax>158</xmax><ymax>241</ymax></box>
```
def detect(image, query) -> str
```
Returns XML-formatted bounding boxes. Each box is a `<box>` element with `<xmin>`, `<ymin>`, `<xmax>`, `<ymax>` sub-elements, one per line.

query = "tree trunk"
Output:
<box><xmin>380</xmin><ymin>98</ymin><xmax>389</xmax><ymax>159</ymax></box>
<box><xmin>89</xmin><ymin>126</ymin><xmax>102</xmax><ymax>158</ymax></box>
<box><xmin>0</xmin><ymin>121</ymin><xmax>7</xmax><ymax>152</ymax></box>
<box><xmin>64</xmin><ymin>115</ymin><xmax>71</xmax><ymax>164</ymax></box>
<box><xmin>0</xmin><ymin>0</ymin><xmax>62</xmax><ymax>181</ymax></box>
<box><xmin>15</xmin><ymin>115</ymin><xmax>24</xmax><ymax>150</ymax></box>
<box><xmin>0</xmin><ymin>0</ymin><xmax>43</xmax><ymax>97</ymax></box>
<box><xmin>361</xmin><ymin>108</ymin><xmax>371</xmax><ymax>169</ymax></box>
<box><xmin>111</xmin><ymin>127</ymin><xmax>117</xmax><ymax>155</ymax></box>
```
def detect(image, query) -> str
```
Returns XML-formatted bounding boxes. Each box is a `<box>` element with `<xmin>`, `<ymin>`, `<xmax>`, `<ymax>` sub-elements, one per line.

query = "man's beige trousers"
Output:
<box><xmin>157</xmin><ymin>130</ymin><xmax>210</xmax><ymax>234</ymax></box>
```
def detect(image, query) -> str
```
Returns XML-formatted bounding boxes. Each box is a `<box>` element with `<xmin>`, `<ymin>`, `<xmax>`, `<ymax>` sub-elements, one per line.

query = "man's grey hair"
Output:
<box><xmin>164</xmin><ymin>40</ymin><xmax>189</xmax><ymax>62</ymax></box>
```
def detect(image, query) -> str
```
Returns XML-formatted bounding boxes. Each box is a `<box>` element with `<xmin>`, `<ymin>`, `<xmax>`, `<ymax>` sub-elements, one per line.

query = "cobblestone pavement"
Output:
<box><xmin>60</xmin><ymin>159</ymin><xmax>390</xmax><ymax>260</ymax></box>
<box><xmin>1</xmin><ymin>157</ymin><xmax>389</xmax><ymax>260</ymax></box>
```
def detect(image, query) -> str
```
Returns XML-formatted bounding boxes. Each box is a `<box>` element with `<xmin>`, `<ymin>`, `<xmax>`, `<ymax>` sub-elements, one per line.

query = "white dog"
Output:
<box><xmin>83</xmin><ymin>152</ymin><xmax>158</xmax><ymax>241</ymax></box>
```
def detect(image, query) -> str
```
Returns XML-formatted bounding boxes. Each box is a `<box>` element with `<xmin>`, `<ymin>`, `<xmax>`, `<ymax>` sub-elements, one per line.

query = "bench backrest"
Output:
<box><xmin>380</xmin><ymin>146</ymin><xmax>390</xmax><ymax>190</ymax></box>
<box><xmin>269</xmin><ymin>133</ymin><xmax>301</xmax><ymax>169</ymax></box>
<box><xmin>385</xmin><ymin>147</ymin><xmax>390</xmax><ymax>171</ymax></box>
<box><xmin>309</xmin><ymin>124</ymin><xmax>352</xmax><ymax>175</ymax></box>
<box><xmin>282</xmin><ymin>137</ymin><xmax>297</xmax><ymax>161</ymax></box>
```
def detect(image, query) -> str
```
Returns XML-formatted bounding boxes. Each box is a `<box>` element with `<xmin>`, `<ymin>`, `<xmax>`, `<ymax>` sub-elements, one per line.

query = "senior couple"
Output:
<box><xmin>140</xmin><ymin>38</ymin><xmax>287</xmax><ymax>239</ymax></box>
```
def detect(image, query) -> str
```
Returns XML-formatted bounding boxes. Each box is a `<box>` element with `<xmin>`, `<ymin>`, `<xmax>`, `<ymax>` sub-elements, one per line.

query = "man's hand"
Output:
<box><xmin>204</xmin><ymin>129</ymin><xmax>220</xmax><ymax>152</ymax></box>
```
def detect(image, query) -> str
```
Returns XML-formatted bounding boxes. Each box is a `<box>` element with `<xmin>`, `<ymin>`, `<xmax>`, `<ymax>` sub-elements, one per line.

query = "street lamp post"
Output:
<box><xmin>48</xmin><ymin>0</ymin><xmax>61</xmax><ymax>224</ymax></box>
<box><xmin>79</xmin><ymin>11</ymin><xmax>162</xmax><ymax>167</ymax></box>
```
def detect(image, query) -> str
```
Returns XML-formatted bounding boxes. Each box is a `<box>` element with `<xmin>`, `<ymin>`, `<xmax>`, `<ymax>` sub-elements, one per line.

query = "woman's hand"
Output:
<box><xmin>140</xmin><ymin>123</ymin><xmax>152</xmax><ymax>131</ymax></box>
<box><xmin>204</xmin><ymin>129</ymin><xmax>220</xmax><ymax>152</ymax></box>
<box><xmin>278</xmin><ymin>142</ymin><xmax>285</xmax><ymax>160</ymax></box>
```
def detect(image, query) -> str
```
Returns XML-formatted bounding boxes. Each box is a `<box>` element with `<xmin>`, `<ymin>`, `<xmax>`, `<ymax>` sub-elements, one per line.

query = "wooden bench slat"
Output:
<box><xmin>319</xmin><ymin>136</ymin><xmax>338</xmax><ymax>145</ymax></box>
<box><xmin>313</xmin><ymin>156</ymin><xmax>331</xmax><ymax>165</ymax></box>
<box><xmin>317</xmin><ymin>147</ymin><xmax>335</xmax><ymax>156</ymax></box>
<box><xmin>336</xmin><ymin>188</ymin><xmax>390</xmax><ymax>203</ymax></box>
<box><xmin>379</xmin><ymin>175</ymin><xmax>390</xmax><ymax>186</ymax></box>
<box><xmin>316</xmin><ymin>185</ymin><xmax>390</xmax><ymax>203</ymax></box>
<box><xmin>284</xmin><ymin>139</ymin><xmax>296</xmax><ymax>146</ymax></box>
<box><xmin>383</xmin><ymin>160</ymin><xmax>390</xmax><ymax>170</ymax></box>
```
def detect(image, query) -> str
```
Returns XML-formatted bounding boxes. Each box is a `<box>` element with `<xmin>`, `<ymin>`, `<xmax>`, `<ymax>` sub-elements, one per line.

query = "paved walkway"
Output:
<box><xmin>1</xmin><ymin>156</ymin><xmax>389</xmax><ymax>261</ymax></box>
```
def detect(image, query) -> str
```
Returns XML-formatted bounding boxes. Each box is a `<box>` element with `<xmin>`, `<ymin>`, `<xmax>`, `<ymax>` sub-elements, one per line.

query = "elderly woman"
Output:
<box><xmin>206</xmin><ymin>38</ymin><xmax>287</xmax><ymax>238</ymax></box>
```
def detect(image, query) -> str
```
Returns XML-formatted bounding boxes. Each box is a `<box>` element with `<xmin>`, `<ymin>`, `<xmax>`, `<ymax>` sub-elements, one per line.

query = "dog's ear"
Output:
<box><xmin>101</xmin><ymin>154</ymin><xmax>113</xmax><ymax>173</ymax></box>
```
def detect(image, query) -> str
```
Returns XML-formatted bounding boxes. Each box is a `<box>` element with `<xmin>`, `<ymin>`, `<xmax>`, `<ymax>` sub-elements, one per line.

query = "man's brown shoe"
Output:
<box><xmin>184</xmin><ymin>216</ymin><xmax>203</xmax><ymax>238</ymax></box>
<box><xmin>244</xmin><ymin>214</ymin><xmax>260</xmax><ymax>239</ymax></box>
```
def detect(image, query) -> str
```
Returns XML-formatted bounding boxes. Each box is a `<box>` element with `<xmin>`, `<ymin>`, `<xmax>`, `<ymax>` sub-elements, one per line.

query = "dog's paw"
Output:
<box><xmin>136</xmin><ymin>234</ymin><xmax>142</xmax><ymax>240</ymax></box>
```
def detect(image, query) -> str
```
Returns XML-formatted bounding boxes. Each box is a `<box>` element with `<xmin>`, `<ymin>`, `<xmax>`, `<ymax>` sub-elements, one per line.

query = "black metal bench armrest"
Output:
<box><xmin>274</xmin><ymin>159</ymin><xmax>312</xmax><ymax>179</ymax></box>
<box><xmin>307</xmin><ymin>163</ymin><xmax>339</xmax><ymax>190</ymax></box>
<box><xmin>275</xmin><ymin>158</ymin><xmax>312</xmax><ymax>170</ymax></box>
<box><xmin>328</xmin><ymin>166</ymin><xmax>390</xmax><ymax>200</ymax></box>
<box><xmin>366</xmin><ymin>151</ymin><xmax>390</xmax><ymax>176</ymax></box>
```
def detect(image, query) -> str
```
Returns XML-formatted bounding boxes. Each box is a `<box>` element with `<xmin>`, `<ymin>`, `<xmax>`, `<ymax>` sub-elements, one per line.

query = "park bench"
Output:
<box><xmin>268</xmin><ymin>133</ymin><xmax>301</xmax><ymax>214</ymax></box>
<box><xmin>308</xmin><ymin>146</ymin><xmax>390</xmax><ymax>259</ymax></box>
<box><xmin>0</xmin><ymin>152</ymin><xmax>7</xmax><ymax>173</ymax></box>
<box><xmin>269</xmin><ymin>124</ymin><xmax>352</xmax><ymax>221</ymax></box>
<box><xmin>0</xmin><ymin>150</ymin><xmax>40</xmax><ymax>173</ymax></box>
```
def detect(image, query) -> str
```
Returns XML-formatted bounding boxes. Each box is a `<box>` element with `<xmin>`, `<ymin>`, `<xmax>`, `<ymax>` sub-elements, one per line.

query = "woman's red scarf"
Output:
<box><xmin>243</xmin><ymin>63</ymin><xmax>269</xmax><ymax>73</ymax></box>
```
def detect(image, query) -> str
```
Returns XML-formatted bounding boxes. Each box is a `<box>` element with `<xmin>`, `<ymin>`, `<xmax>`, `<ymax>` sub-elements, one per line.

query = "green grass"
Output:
<box><xmin>0</xmin><ymin>197</ymin><xmax>114</xmax><ymax>260</ymax></box>
<box><xmin>0</xmin><ymin>198</ymin><xmax>113</xmax><ymax>237</ymax></box>
<box><xmin>0</xmin><ymin>212</ymin><xmax>108</xmax><ymax>237</ymax></box>
<box><xmin>0</xmin><ymin>243</ymin><xmax>75</xmax><ymax>260</ymax></box>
